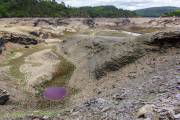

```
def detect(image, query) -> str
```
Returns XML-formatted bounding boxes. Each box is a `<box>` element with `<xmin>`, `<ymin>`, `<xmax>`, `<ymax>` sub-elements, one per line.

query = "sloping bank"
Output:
<box><xmin>12</xmin><ymin>30</ymin><xmax>180</xmax><ymax>120</ymax></box>
<box><xmin>57</xmin><ymin>30</ymin><xmax>180</xmax><ymax>103</ymax></box>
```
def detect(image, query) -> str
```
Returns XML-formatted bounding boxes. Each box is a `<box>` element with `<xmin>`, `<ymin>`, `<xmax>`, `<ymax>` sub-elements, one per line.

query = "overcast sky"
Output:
<box><xmin>56</xmin><ymin>0</ymin><xmax>180</xmax><ymax>10</ymax></box>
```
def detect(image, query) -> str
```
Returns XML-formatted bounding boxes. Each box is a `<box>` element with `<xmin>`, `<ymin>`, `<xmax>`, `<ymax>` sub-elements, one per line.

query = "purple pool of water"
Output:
<box><xmin>43</xmin><ymin>87</ymin><xmax>68</xmax><ymax>101</ymax></box>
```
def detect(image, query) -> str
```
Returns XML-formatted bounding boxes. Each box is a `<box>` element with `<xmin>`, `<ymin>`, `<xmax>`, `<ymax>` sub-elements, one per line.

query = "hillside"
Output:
<box><xmin>0</xmin><ymin>0</ymin><xmax>136</xmax><ymax>17</ymax></box>
<box><xmin>135</xmin><ymin>6</ymin><xmax>180</xmax><ymax>17</ymax></box>
<box><xmin>164</xmin><ymin>10</ymin><xmax>180</xmax><ymax>17</ymax></box>
<box><xmin>76</xmin><ymin>6</ymin><xmax>136</xmax><ymax>17</ymax></box>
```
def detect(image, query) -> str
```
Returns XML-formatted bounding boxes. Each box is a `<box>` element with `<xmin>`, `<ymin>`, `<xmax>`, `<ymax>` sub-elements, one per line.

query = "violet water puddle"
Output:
<box><xmin>43</xmin><ymin>87</ymin><xmax>68</xmax><ymax>101</ymax></box>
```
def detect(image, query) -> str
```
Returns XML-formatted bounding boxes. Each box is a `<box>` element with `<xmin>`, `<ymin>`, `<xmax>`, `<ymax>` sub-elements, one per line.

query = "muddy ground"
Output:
<box><xmin>0</xmin><ymin>18</ymin><xmax>179</xmax><ymax>120</ymax></box>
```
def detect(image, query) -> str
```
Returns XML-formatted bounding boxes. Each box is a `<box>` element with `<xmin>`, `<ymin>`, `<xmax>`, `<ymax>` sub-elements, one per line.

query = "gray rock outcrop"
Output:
<box><xmin>1</xmin><ymin>32</ymin><xmax>38</xmax><ymax>45</ymax></box>
<box><xmin>0</xmin><ymin>89</ymin><xmax>9</xmax><ymax>105</ymax></box>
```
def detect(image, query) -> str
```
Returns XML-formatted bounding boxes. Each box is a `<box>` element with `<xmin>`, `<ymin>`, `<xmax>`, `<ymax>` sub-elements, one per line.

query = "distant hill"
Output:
<box><xmin>76</xmin><ymin>6</ymin><xmax>137</xmax><ymax>17</ymax></box>
<box><xmin>0</xmin><ymin>0</ymin><xmax>136</xmax><ymax>17</ymax></box>
<box><xmin>135</xmin><ymin>6</ymin><xmax>180</xmax><ymax>17</ymax></box>
<box><xmin>164</xmin><ymin>10</ymin><xmax>180</xmax><ymax>17</ymax></box>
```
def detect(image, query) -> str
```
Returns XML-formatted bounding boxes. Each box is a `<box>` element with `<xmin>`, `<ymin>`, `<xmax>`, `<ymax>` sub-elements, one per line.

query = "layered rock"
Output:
<box><xmin>145</xmin><ymin>30</ymin><xmax>180</xmax><ymax>47</ymax></box>
<box><xmin>0</xmin><ymin>32</ymin><xmax>38</xmax><ymax>45</ymax></box>
<box><xmin>0</xmin><ymin>89</ymin><xmax>9</xmax><ymax>105</ymax></box>
<box><xmin>0</xmin><ymin>32</ymin><xmax>39</xmax><ymax>54</ymax></box>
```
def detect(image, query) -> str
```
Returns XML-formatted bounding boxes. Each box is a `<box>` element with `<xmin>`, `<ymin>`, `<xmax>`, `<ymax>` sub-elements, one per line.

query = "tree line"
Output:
<box><xmin>0</xmin><ymin>0</ymin><xmax>137</xmax><ymax>17</ymax></box>
<box><xmin>163</xmin><ymin>10</ymin><xmax>180</xmax><ymax>17</ymax></box>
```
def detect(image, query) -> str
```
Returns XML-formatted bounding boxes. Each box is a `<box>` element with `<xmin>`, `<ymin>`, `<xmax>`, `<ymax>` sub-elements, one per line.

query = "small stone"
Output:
<box><xmin>0</xmin><ymin>89</ymin><xmax>10</xmax><ymax>105</ymax></box>
<box><xmin>152</xmin><ymin>76</ymin><xmax>163</xmax><ymax>80</ymax></box>
<box><xmin>137</xmin><ymin>104</ymin><xmax>155</xmax><ymax>118</ymax></box>
<box><xmin>97</xmin><ymin>91</ymin><xmax>101</xmax><ymax>94</ymax></box>
<box><xmin>41</xmin><ymin>33</ymin><xmax>49</xmax><ymax>39</ymax></box>
<box><xmin>112</xmin><ymin>85</ymin><xmax>116</xmax><ymax>88</ymax></box>
<box><xmin>113</xmin><ymin>93</ymin><xmax>126</xmax><ymax>100</ymax></box>
<box><xmin>176</xmin><ymin>66</ymin><xmax>180</xmax><ymax>70</ymax></box>
<box><xmin>176</xmin><ymin>94</ymin><xmax>180</xmax><ymax>100</ymax></box>
<box><xmin>25</xmin><ymin>45</ymin><xmax>29</xmax><ymax>48</ymax></box>
<box><xmin>176</xmin><ymin>76</ymin><xmax>180</xmax><ymax>84</ymax></box>
<box><xmin>176</xmin><ymin>86</ymin><xmax>180</xmax><ymax>90</ymax></box>
<box><xmin>101</xmin><ymin>107</ymin><xmax>111</xmax><ymax>112</ymax></box>
<box><xmin>174</xmin><ymin>108</ymin><xmax>180</xmax><ymax>114</ymax></box>
<box><xmin>43</xmin><ymin>116</ymin><xmax>49</xmax><ymax>119</ymax></box>
<box><xmin>127</xmin><ymin>74</ymin><xmax>136</xmax><ymax>79</ymax></box>
<box><xmin>174</xmin><ymin>114</ymin><xmax>180</xmax><ymax>119</ymax></box>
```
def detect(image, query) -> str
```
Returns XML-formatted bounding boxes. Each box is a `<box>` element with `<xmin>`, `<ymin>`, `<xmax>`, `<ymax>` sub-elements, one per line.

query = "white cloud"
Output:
<box><xmin>56</xmin><ymin>0</ymin><xmax>180</xmax><ymax>10</ymax></box>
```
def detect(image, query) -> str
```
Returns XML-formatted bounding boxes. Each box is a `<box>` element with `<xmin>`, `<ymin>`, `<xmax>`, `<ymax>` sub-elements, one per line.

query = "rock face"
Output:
<box><xmin>0</xmin><ymin>38</ymin><xmax>7</xmax><ymax>54</ymax></box>
<box><xmin>59</xmin><ymin>30</ymin><xmax>180</xmax><ymax>81</ymax></box>
<box><xmin>94</xmin><ymin>48</ymin><xmax>144</xmax><ymax>79</ymax></box>
<box><xmin>0</xmin><ymin>32</ymin><xmax>39</xmax><ymax>54</ymax></box>
<box><xmin>0</xmin><ymin>89</ymin><xmax>9</xmax><ymax>105</ymax></box>
<box><xmin>33</xmin><ymin>18</ymin><xmax>69</xmax><ymax>27</ymax></box>
<box><xmin>59</xmin><ymin>35</ymin><xmax>144</xmax><ymax>80</ymax></box>
<box><xmin>1</xmin><ymin>33</ymin><xmax>38</xmax><ymax>45</ymax></box>
<box><xmin>150</xmin><ymin>30</ymin><xmax>180</xmax><ymax>47</ymax></box>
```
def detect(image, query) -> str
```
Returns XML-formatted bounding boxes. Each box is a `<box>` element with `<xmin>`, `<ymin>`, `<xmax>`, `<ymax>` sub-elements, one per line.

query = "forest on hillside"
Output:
<box><xmin>0</xmin><ymin>0</ymin><xmax>137</xmax><ymax>17</ymax></box>
<box><xmin>135</xmin><ymin>6</ymin><xmax>180</xmax><ymax>17</ymax></box>
<box><xmin>164</xmin><ymin>10</ymin><xmax>180</xmax><ymax>17</ymax></box>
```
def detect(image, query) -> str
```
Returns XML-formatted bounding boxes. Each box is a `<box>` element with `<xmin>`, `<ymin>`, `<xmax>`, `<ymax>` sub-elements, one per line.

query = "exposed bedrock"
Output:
<box><xmin>1</xmin><ymin>33</ymin><xmax>38</xmax><ymax>45</ymax></box>
<box><xmin>59</xmin><ymin>35</ymin><xmax>145</xmax><ymax>80</ymax></box>
<box><xmin>143</xmin><ymin>30</ymin><xmax>180</xmax><ymax>47</ymax></box>
<box><xmin>0</xmin><ymin>89</ymin><xmax>10</xmax><ymax>105</ymax></box>
<box><xmin>33</xmin><ymin>19</ymin><xmax>69</xmax><ymax>27</ymax></box>
<box><xmin>94</xmin><ymin>48</ymin><xmax>144</xmax><ymax>79</ymax></box>
<box><xmin>59</xmin><ymin>30</ymin><xmax>180</xmax><ymax>80</ymax></box>
<box><xmin>0</xmin><ymin>32</ymin><xmax>39</xmax><ymax>54</ymax></box>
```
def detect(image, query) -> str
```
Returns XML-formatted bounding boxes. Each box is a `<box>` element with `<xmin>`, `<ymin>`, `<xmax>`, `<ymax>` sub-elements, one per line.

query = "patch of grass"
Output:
<box><xmin>0</xmin><ymin>44</ymin><xmax>53</xmax><ymax>82</ymax></box>
<box><xmin>2</xmin><ymin>108</ymin><xmax>71</xmax><ymax>120</ymax></box>
<box><xmin>34</xmin><ymin>55</ymin><xmax>76</xmax><ymax>109</ymax></box>
<box><xmin>125</xmin><ymin>26</ymin><xmax>161</xmax><ymax>34</ymax></box>
<box><xmin>96</xmin><ymin>30</ymin><xmax>128</xmax><ymax>37</ymax></box>
<box><xmin>80</xmin><ymin>29</ymin><xmax>130</xmax><ymax>37</ymax></box>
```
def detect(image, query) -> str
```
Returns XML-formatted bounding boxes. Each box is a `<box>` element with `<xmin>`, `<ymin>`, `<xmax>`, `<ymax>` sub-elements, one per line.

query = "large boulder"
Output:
<box><xmin>59</xmin><ymin>35</ymin><xmax>144</xmax><ymax>80</ymax></box>
<box><xmin>136</xmin><ymin>104</ymin><xmax>157</xmax><ymax>119</ymax></box>
<box><xmin>0</xmin><ymin>32</ymin><xmax>38</xmax><ymax>45</ymax></box>
<box><xmin>150</xmin><ymin>30</ymin><xmax>180</xmax><ymax>47</ymax></box>
<box><xmin>0</xmin><ymin>89</ymin><xmax>9</xmax><ymax>105</ymax></box>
